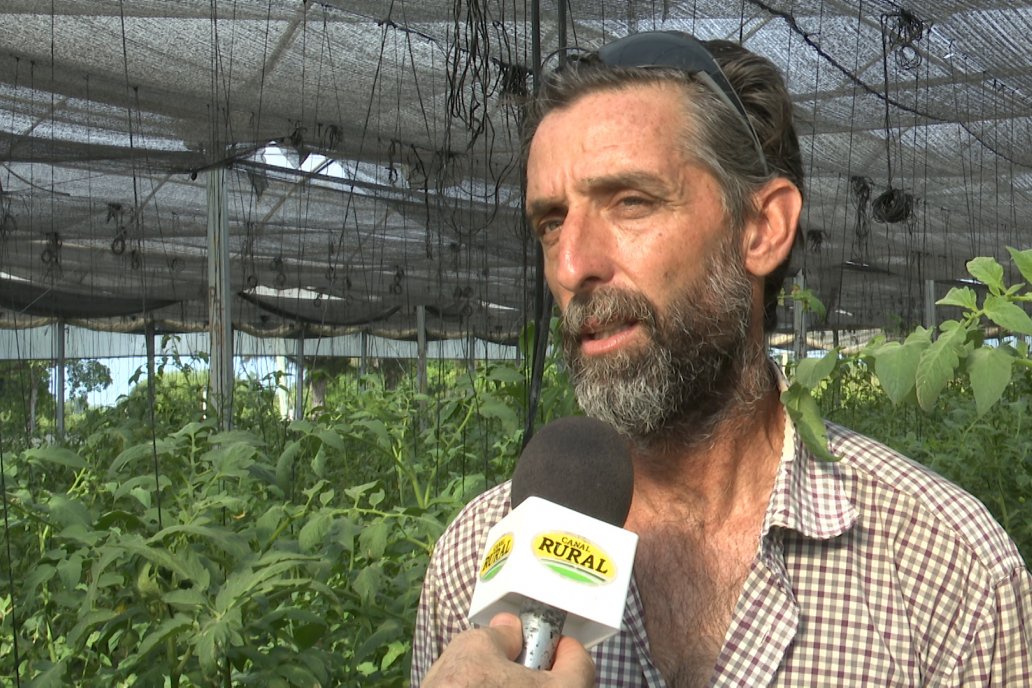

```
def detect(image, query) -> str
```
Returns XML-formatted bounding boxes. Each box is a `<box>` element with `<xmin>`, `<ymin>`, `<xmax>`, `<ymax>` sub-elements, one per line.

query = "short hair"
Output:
<box><xmin>523</xmin><ymin>34</ymin><xmax>803</xmax><ymax>332</ymax></box>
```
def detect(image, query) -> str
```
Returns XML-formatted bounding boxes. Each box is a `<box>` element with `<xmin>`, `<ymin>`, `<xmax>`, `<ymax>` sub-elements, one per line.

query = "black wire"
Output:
<box><xmin>744</xmin><ymin>0</ymin><xmax>1031</xmax><ymax>171</ymax></box>
<box><xmin>0</xmin><ymin>421</ymin><xmax>20</xmax><ymax>687</ymax></box>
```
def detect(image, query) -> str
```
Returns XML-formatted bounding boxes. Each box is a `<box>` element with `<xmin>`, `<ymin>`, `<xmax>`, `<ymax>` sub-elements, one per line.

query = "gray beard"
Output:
<box><xmin>560</xmin><ymin>239</ymin><xmax>762</xmax><ymax>445</ymax></box>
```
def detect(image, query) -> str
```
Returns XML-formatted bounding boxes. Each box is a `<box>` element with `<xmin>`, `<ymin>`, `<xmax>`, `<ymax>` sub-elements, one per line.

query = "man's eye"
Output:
<box><xmin>619</xmin><ymin>195</ymin><xmax>651</xmax><ymax>207</ymax></box>
<box><xmin>537</xmin><ymin>219</ymin><xmax>562</xmax><ymax>237</ymax></box>
<box><xmin>613</xmin><ymin>195</ymin><xmax>655</xmax><ymax>215</ymax></box>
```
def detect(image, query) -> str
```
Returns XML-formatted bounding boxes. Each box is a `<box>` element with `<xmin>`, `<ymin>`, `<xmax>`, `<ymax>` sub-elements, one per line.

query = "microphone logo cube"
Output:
<box><xmin>468</xmin><ymin>496</ymin><xmax>638</xmax><ymax>648</ymax></box>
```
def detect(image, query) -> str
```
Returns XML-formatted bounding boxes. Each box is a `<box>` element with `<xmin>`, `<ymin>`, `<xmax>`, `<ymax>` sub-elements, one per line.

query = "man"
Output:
<box><xmin>411</xmin><ymin>31</ymin><xmax>1032</xmax><ymax>687</ymax></box>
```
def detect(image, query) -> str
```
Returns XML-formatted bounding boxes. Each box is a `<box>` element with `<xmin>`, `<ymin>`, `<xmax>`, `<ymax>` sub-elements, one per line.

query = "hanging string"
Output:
<box><xmin>117</xmin><ymin>0</ymin><xmax>163</xmax><ymax>530</ymax></box>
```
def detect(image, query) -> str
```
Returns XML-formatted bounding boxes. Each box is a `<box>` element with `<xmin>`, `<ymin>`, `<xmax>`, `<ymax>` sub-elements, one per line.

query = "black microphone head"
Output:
<box><xmin>511</xmin><ymin>416</ymin><xmax>633</xmax><ymax>527</ymax></box>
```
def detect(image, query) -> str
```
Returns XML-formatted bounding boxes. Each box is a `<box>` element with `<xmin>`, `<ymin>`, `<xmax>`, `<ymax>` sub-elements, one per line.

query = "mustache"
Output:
<box><xmin>560</xmin><ymin>288</ymin><xmax>658</xmax><ymax>342</ymax></box>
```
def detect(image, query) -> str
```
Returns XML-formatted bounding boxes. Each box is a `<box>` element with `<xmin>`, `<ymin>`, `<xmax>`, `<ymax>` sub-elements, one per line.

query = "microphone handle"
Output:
<box><xmin>516</xmin><ymin>599</ymin><xmax>567</xmax><ymax>670</ymax></box>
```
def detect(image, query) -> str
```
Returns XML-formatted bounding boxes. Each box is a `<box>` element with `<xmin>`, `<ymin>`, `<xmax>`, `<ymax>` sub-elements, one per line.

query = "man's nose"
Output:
<box><xmin>550</xmin><ymin>207</ymin><xmax>615</xmax><ymax>295</ymax></box>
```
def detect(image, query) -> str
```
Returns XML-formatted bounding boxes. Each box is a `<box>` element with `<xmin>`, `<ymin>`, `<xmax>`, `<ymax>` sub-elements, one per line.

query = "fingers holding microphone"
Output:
<box><xmin>421</xmin><ymin>613</ymin><xmax>595</xmax><ymax>688</ymax></box>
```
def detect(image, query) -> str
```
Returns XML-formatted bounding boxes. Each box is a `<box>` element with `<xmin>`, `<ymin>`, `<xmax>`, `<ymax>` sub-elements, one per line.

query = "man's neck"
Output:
<box><xmin>625</xmin><ymin>386</ymin><xmax>785</xmax><ymax>533</ymax></box>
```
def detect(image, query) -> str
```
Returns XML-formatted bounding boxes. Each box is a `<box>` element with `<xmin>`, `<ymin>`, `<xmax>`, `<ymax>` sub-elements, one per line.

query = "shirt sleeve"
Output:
<box><xmin>955</xmin><ymin>566</ymin><xmax>1032</xmax><ymax>686</ymax></box>
<box><xmin>410</xmin><ymin>535</ymin><xmax>473</xmax><ymax>685</ymax></box>
<box><xmin>410</xmin><ymin>483</ymin><xmax>510</xmax><ymax>686</ymax></box>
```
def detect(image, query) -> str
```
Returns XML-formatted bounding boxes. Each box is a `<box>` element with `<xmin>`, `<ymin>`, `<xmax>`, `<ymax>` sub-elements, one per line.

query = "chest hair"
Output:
<box><xmin>634</xmin><ymin>526</ymin><xmax>756</xmax><ymax>688</ymax></box>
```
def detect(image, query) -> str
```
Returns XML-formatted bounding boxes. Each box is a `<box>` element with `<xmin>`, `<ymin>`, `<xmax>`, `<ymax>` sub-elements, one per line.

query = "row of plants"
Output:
<box><xmin>2</xmin><ymin>250</ymin><xmax>1031</xmax><ymax>685</ymax></box>
<box><xmin>2</xmin><ymin>353</ymin><xmax>574</xmax><ymax>686</ymax></box>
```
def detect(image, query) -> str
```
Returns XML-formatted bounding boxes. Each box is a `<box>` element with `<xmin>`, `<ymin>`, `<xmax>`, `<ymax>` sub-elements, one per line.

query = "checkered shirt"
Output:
<box><xmin>412</xmin><ymin>416</ymin><xmax>1032</xmax><ymax>686</ymax></box>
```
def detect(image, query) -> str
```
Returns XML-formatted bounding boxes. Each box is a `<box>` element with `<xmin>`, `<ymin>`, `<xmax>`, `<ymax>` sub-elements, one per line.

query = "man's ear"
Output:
<box><xmin>742</xmin><ymin>178</ymin><xmax>802</xmax><ymax>278</ymax></box>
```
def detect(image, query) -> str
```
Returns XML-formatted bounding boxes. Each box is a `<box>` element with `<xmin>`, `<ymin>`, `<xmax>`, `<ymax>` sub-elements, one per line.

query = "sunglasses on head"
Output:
<box><xmin>592</xmin><ymin>31</ymin><xmax>769</xmax><ymax>174</ymax></box>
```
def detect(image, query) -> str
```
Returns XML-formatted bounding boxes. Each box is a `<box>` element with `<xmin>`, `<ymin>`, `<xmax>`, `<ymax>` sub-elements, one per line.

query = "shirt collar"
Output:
<box><xmin>762</xmin><ymin>365</ymin><xmax>858</xmax><ymax>541</ymax></box>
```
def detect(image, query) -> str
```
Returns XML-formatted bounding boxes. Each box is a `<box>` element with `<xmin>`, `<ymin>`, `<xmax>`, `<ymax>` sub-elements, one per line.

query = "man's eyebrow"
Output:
<box><xmin>525</xmin><ymin>197</ymin><xmax>561</xmax><ymax>221</ymax></box>
<box><xmin>579</xmin><ymin>171</ymin><xmax>671</xmax><ymax>195</ymax></box>
<box><xmin>526</xmin><ymin>171</ymin><xmax>673</xmax><ymax>219</ymax></box>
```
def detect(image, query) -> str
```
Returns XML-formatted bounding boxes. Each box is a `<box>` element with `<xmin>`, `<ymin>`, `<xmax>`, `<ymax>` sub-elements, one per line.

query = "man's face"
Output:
<box><xmin>558</xmin><ymin>232</ymin><xmax>752</xmax><ymax>438</ymax></box>
<box><xmin>525</xmin><ymin>83</ymin><xmax>758</xmax><ymax>438</ymax></box>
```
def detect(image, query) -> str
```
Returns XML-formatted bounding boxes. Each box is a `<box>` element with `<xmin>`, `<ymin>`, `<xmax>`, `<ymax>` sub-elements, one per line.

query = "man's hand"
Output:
<box><xmin>422</xmin><ymin>612</ymin><xmax>595</xmax><ymax>687</ymax></box>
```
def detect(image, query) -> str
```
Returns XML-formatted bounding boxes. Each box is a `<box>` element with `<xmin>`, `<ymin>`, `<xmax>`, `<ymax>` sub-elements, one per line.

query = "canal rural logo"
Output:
<box><xmin>479</xmin><ymin>533</ymin><xmax>514</xmax><ymax>581</ymax></box>
<box><xmin>532</xmin><ymin>531</ymin><xmax>616</xmax><ymax>585</ymax></box>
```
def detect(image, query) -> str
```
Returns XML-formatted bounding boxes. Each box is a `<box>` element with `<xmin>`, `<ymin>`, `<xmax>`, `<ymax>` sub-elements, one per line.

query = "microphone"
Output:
<box><xmin>467</xmin><ymin>416</ymin><xmax>636</xmax><ymax>670</ymax></box>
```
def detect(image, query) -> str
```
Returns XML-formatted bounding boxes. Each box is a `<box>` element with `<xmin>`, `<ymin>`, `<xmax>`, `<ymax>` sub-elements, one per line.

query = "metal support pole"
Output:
<box><xmin>416</xmin><ymin>305</ymin><xmax>427</xmax><ymax>394</ymax></box>
<box><xmin>207</xmin><ymin>167</ymin><xmax>233</xmax><ymax>430</ymax></box>
<box><xmin>55</xmin><ymin>318</ymin><xmax>65</xmax><ymax>439</ymax></box>
<box><xmin>359</xmin><ymin>331</ymin><xmax>368</xmax><ymax>377</ymax></box>
<box><xmin>294</xmin><ymin>329</ymin><xmax>305</xmax><ymax>420</ymax></box>
<box><xmin>146</xmin><ymin>320</ymin><xmax>156</xmax><ymax>413</ymax></box>
<box><xmin>793</xmin><ymin>272</ymin><xmax>807</xmax><ymax>360</ymax></box>
<box><xmin>275</xmin><ymin>355</ymin><xmax>289</xmax><ymax>418</ymax></box>
<box><xmin>924</xmin><ymin>279</ymin><xmax>937</xmax><ymax>330</ymax></box>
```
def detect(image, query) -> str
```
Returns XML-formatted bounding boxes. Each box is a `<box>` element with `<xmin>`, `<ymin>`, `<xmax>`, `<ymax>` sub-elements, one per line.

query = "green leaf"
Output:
<box><xmin>966</xmin><ymin>347</ymin><xmax>1013</xmax><ymax>416</ymax></box>
<box><xmin>312</xmin><ymin>445</ymin><xmax>328</xmax><ymax>478</ymax></box>
<box><xmin>24</xmin><ymin>659</ymin><xmax>67</xmax><ymax>688</ymax></box>
<box><xmin>983</xmin><ymin>295</ymin><xmax>1032</xmax><ymax>335</ymax></box>
<box><xmin>316</xmin><ymin>427</ymin><xmax>348</xmax><ymax>451</ymax></box>
<box><xmin>275</xmin><ymin>440</ymin><xmax>302</xmax><ymax>493</ymax></box>
<box><xmin>46</xmin><ymin>495</ymin><xmax>92</xmax><ymax>528</ymax></box>
<box><xmin>95</xmin><ymin>509</ymin><xmax>146</xmax><ymax>532</ymax></box>
<box><xmin>110</xmin><ymin>440</ymin><xmax>171</xmax><ymax>476</ymax></box>
<box><xmin>67</xmin><ymin>608</ymin><xmax>123</xmax><ymax>647</ymax></box>
<box><xmin>937</xmin><ymin>286</ymin><xmax>978</xmax><ymax>311</ymax></box>
<box><xmin>486</xmin><ymin>365</ymin><xmax>525</xmax><ymax>384</ymax></box>
<box><xmin>344</xmin><ymin>481</ymin><xmax>377</xmax><ymax>502</ymax></box>
<box><xmin>477</xmin><ymin>397</ymin><xmax>518</xmax><ymax>430</ymax></box>
<box><xmin>967</xmin><ymin>256</ymin><xmax>1005</xmax><ymax>293</ymax></box>
<box><xmin>335</xmin><ymin>515</ymin><xmax>361</xmax><ymax>553</ymax></box>
<box><xmin>872</xmin><ymin>340</ymin><xmax>924</xmax><ymax>405</ymax></box>
<box><xmin>1007</xmin><ymin>246</ymin><xmax>1032</xmax><ymax>286</ymax></box>
<box><xmin>352</xmin><ymin>564</ymin><xmax>382</xmax><ymax>604</ymax></box>
<box><xmin>288</xmin><ymin>418</ymin><xmax>317</xmax><ymax>435</ymax></box>
<box><xmin>791</xmin><ymin>349</ymin><xmax>838</xmax><ymax>389</ymax></box>
<box><xmin>26</xmin><ymin>447</ymin><xmax>85</xmax><ymax>470</ymax></box>
<box><xmin>162</xmin><ymin>588</ymin><xmax>206</xmax><ymax>610</ymax></box>
<box><xmin>780</xmin><ymin>384</ymin><xmax>836</xmax><ymax>462</ymax></box>
<box><xmin>129</xmin><ymin>486</ymin><xmax>152</xmax><ymax>509</ymax></box>
<box><xmin>359</xmin><ymin>520</ymin><xmax>389</xmax><ymax>560</ymax></box>
<box><xmin>293</xmin><ymin>621</ymin><xmax>328</xmax><ymax>651</ymax></box>
<box><xmin>256</xmin><ymin>504</ymin><xmax>287</xmax><ymax>545</ymax></box>
<box><xmin>23</xmin><ymin>563</ymin><xmax>57</xmax><ymax>596</ymax></box>
<box><xmin>355</xmin><ymin>618</ymin><xmax>402</xmax><ymax>661</ymax></box>
<box><xmin>381</xmin><ymin>640</ymin><xmax>407</xmax><ymax>670</ymax></box>
<box><xmin>134</xmin><ymin>614</ymin><xmax>194</xmax><ymax>660</ymax></box>
<box><xmin>356</xmin><ymin>418</ymin><xmax>393</xmax><ymax>454</ymax></box>
<box><xmin>214</xmin><ymin>552</ymin><xmax>317</xmax><ymax>613</ymax></box>
<box><xmin>196</xmin><ymin>614</ymin><xmax>232</xmax><ymax>676</ymax></box>
<box><xmin>56</xmin><ymin>553</ymin><xmax>83</xmax><ymax>590</ymax></box>
<box><xmin>368</xmin><ymin>488</ymin><xmax>385</xmax><ymax>508</ymax></box>
<box><xmin>113</xmin><ymin>535</ymin><xmax>195</xmax><ymax>581</ymax></box>
<box><xmin>904</xmin><ymin>326</ymin><xmax>933</xmax><ymax>346</ymax></box>
<box><xmin>914</xmin><ymin>322</ymin><xmax>967</xmax><ymax>412</ymax></box>
<box><xmin>299</xmin><ymin>511</ymin><xmax>333</xmax><ymax>553</ymax></box>
<box><xmin>157</xmin><ymin>524</ymin><xmax>251</xmax><ymax>562</ymax></box>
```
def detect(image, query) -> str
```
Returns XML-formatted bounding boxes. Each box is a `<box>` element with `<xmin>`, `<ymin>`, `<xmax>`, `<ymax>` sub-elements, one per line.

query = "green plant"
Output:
<box><xmin>1</xmin><ymin>350</ymin><xmax>574</xmax><ymax>686</ymax></box>
<box><xmin>784</xmin><ymin>248</ymin><xmax>1032</xmax><ymax>562</ymax></box>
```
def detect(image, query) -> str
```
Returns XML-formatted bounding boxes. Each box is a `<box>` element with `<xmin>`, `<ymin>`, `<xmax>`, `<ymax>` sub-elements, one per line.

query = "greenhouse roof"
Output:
<box><xmin>1</xmin><ymin>0</ymin><xmax>1031</xmax><ymax>345</ymax></box>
